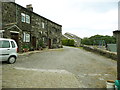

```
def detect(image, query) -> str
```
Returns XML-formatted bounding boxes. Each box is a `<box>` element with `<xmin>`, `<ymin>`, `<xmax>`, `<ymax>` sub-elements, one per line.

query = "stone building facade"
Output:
<box><xmin>0</xmin><ymin>2</ymin><xmax>62</xmax><ymax>52</ymax></box>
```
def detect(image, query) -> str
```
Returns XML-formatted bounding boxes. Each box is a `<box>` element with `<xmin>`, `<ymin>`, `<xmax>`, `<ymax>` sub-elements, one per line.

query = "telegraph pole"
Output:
<box><xmin>113</xmin><ymin>1</ymin><xmax>120</xmax><ymax>80</ymax></box>
<box><xmin>113</xmin><ymin>30</ymin><xmax>120</xmax><ymax>80</ymax></box>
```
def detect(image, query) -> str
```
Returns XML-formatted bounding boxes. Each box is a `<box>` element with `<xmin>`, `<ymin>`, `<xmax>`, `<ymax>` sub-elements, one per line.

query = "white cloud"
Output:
<box><xmin>16</xmin><ymin>0</ymin><xmax>118</xmax><ymax>38</ymax></box>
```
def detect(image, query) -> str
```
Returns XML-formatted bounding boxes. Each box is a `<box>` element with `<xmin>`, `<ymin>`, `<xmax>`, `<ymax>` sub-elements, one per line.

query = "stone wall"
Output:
<box><xmin>2</xmin><ymin>2</ymin><xmax>16</xmax><ymax>28</ymax></box>
<box><xmin>48</xmin><ymin>21</ymin><xmax>62</xmax><ymax>48</ymax></box>
<box><xmin>82</xmin><ymin>45</ymin><xmax>117</xmax><ymax>60</ymax></box>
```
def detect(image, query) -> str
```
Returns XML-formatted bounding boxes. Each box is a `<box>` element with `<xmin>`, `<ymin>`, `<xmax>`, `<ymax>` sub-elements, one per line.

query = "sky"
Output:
<box><xmin>15</xmin><ymin>0</ymin><xmax>119</xmax><ymax>38</ymax></box>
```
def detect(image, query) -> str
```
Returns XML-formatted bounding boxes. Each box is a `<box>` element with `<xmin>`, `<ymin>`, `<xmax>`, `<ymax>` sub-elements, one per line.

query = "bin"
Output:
<box><xmin>106</xmin><ymin>80</ymin><xmax>115</xmax><ymax>89</ymax></box>
<box><xmin>115</xmin><ymin>80</ymin><xmax>120</xmax><ymax>90</ymax></box>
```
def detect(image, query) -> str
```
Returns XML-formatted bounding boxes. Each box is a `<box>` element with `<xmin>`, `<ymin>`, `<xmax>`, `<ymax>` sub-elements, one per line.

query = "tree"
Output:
<box><xmin>81</xmin><ymin>35</ymin><xmax>116</xmax><ymax>45</ymax></box>
<box><xmin>81</xmin><ymin>37</ymin><xmax>91</xmax><ymax>45</ymax></box>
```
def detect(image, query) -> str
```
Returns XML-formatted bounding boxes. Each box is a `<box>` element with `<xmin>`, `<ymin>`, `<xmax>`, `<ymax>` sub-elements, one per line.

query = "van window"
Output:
<box><xmin>0</xmin><ymin>40</ymin><xmax>10</xmax><ymax>48</ymax></box>
<box><xmin>11</xmin><ymin>41</ymin><xmax>15</xmax><ymax>48</ymax></box>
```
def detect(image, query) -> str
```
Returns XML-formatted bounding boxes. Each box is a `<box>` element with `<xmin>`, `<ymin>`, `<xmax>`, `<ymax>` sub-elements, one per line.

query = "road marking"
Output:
<box><xmin>98</xmin><ymin>77</ymin><xmax>104</xmax><ymax>81</ymax></box>
<box><xmin>78</xmin><ymin>73</ymin><xmax>110</xmax><ymax>81</ymax></box>
<box><xmin>78</xmin><ymin>74</ymin><xmax>109</xmax><ymax>78</ymax></box>
<box><xmin>14</xmin><ymin>67</ymin><xmax>71</xmax><ymax>74</ymax></box>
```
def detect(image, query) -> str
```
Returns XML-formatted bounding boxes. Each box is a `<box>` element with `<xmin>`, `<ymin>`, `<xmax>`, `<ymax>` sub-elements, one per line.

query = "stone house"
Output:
<box><xmin>0</xmin><ymin>2</ymin><xmax>62</xmax><ymax>52</ymax></box>
<box><xmin>62</xmin><ymin>32</ymin><xmax>81</xmax><ymax>47</ymax></box>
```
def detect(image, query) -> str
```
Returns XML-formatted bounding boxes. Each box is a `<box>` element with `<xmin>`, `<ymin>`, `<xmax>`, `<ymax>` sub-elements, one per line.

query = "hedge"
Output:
<box><xmin>62</xmin><ymin>39</ymin><xmax>75</xmax><ymax>46</ymax></box>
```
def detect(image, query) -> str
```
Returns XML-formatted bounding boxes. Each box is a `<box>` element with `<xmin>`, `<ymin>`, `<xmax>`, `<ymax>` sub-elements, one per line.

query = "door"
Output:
<box><xmin>11</xmin><ymin>33</ymin><xmax>19</xmax><ymax>52</ymax></box>
<box><xmin>32</xmin><ymin>37</ymin><xmax>36</xmax><ymax>48</ymax></box>
<box><xmin>48</xmin><ymin>39</ymin><xmax>51</xmax><ymax>49</ymax></box>
<box><xmin>11</xmin><ymin>33</ymin><xmax>19</xmax><ymax>45</ymax></box>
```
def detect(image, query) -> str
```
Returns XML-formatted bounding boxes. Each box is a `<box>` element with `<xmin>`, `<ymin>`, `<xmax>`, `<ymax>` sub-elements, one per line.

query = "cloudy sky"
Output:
<box><xmin>16</xmin><ymin>0</ymin><xmax>119</xmax><ymax>38</ymax></box>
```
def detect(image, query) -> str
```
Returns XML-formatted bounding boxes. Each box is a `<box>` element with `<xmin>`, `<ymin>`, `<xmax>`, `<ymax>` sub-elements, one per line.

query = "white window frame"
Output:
<box><xmin>43</xmin><ymin>37</ymin><xmax>45</xmax><ymax>42</ymax></box>
<box><xmin>42</xmin><ymin>22</ymin><xmax>45</xmax><ymax>29</ymax></box>
<box><xmin>26</xmin><ymin>15</ymin><xmax>30</xmax><ymax>24</ymax></box>
<box><xmin>23</xmin><ymin>32</ymin><xmax>30</xmax><ymax>42</ymax></box>
<box><xmin>23</xmin><ymin>32</ymin><xmax>26</xmax><ymax>42</ymax></box>
<box><xmin>21</xmin><ymin>13</ymin><xmax>26</xmax><ymax>22</ymax></box>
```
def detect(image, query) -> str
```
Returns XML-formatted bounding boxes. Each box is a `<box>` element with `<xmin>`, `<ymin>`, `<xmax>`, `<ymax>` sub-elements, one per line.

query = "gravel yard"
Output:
<box><xmin>2</xmin><ymin>46</ymin><xmax>117</xmax><ymax>88</ymax></box>
<box><xmin>2</xmin><ymin>66</ymin><xmax>82</xmax><ymax>88</ymax></box>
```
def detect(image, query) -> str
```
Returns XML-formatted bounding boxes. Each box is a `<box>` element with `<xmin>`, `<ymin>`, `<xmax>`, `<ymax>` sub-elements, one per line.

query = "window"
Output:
<box><xmin>11</xmin><ymin>41</ymin><xmax>15</xmax><ymax>48</ymax></box>
<box><xmin>42</xmin><ymin>22</ymin><xmax>45</xmax><ymax>28</ymax></box>
<box><xmin>0</xmin><ymin>40</ymin><xmax>10</xmax><ymax>48</ymax></box>
<box><xmin>25</xmin><ymin>34</ymin><xmax>30</xmax><ymax>42</ymax></box>
<box><xmin>42</xmin><ymin>37</ymin><xmax>47</xmax><ymax>43</ymax></box>
<box><xmin>21</xmin><ymin>13</ymin><xmax>25</xmax><ymax>22</ymax></box>
<box><xmin>53</xmin><ymin>39</ymin><xmax>57</xmax><ymax>44</ymax></box>
<box><xmin>21</xmin><ymin>13</ymin><xmax>30</xmax><ymax>24</ymax></box>
<box><xmin>26</xmin><ymin>15</ymin><xmax>30</xmax><ymax>24</ymax></box>
<box><xmin>23</xmin><ymin>32</ymin><xmax>30</xmax><ymax>42</ymax></box>
<box><xmin>43</xmin><ymin>37</ymin><xmax>45</xmax><ymax>42</ymax></box>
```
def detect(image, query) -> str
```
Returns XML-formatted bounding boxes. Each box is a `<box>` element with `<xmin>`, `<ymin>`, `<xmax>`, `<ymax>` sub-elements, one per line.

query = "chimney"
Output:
<box><xmin>26</xmin><ymin>4</ymin><xmax>33</xmax><ymax>11</ymax></box>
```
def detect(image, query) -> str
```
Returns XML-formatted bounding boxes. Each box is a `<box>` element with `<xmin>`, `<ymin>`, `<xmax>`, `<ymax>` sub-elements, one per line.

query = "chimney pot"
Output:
<box><xmin>26</xmin><ymin>4</ymin><xmax>33</xmax><ymax>11</ymax></box>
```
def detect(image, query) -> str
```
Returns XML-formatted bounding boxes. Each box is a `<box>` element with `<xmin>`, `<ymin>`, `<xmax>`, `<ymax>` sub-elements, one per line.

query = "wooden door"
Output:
<box><xmin>48</xmin><ymin>39</ymin><xmax>51</xmax><ymax>49</ymax></box>
<box><xmin>32</xmin><ymin>37</ymin><xmax>36</xmax><ymax>48</ymax></box>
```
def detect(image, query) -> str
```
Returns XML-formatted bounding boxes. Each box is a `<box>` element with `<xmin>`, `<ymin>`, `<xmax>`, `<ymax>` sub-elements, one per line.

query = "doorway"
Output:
<box><xmin>32</xmin><ymin>36</ymin><xmax>36</xmax><ymax>49</ymax></box>
<box><xmin>48</xmin><ymin>39</ymin><xmax>51</xmax><ymax>49</ymax></box>
<box><xmin>11</xmin><ymin>32</ymin><xmax>19</xmax><ymax>45</ymax></box>
<box><xmin>11</xmin><ymin>32</ymin><xmax>19</xmax><ymax>51</ymax></box>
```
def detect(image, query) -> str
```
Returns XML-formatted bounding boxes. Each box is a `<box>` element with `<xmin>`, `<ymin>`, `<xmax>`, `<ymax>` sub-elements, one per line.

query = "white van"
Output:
<box><xmin>0</xmin><ymin>38</ymin><xmax>18</xmax><ymax>64</ymax></box>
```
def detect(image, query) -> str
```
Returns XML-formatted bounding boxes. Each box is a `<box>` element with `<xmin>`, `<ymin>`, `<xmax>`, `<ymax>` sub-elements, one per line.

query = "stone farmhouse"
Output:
<box><xmin>62</xmin><ymin>32</ymin><xmax>81</xmax><ymax>47</ymax></box>
<box><xmin>0</xmin><ymin>2</ymin><xmax>62</xmax><ymax>52</ymax></box>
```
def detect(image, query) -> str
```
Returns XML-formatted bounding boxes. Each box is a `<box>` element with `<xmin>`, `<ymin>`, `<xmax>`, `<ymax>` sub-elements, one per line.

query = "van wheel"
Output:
<box><xmin>7</xmin><ymin>56</ymin><xmax>16</xmax><ymax>64</ymax></box>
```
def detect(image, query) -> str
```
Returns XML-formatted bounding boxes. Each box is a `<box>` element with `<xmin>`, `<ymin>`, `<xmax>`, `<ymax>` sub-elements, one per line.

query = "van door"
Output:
<box><xmin>0</xmin><ymin>40</ymin><xmax>11</xmax><ymax>61</ymax></box>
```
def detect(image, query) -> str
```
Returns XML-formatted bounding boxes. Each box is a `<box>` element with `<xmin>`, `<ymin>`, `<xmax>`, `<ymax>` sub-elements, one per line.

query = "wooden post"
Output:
<box><xmin>113</xmin><ymin>30</ymin><xmax>120</xmax><ymax>80</ymax></box>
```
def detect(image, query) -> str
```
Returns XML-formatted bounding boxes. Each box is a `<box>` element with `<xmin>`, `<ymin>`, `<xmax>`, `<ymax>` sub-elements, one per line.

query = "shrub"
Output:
<box><xmin>22</xmin><ymin>45</ymin><xmax>30</xmax><ymax>52</ymax></box>
<box><xmin>62</xmin><ymin>39</ymin><xmax>75</xmax><ymax>46</ymax></box>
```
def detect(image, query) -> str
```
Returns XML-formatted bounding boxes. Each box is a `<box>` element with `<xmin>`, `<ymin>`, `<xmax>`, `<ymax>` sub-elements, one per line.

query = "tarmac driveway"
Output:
<box><xmin>2</xmin><ymin>46</ymin><xmax>117</xmax><ymax>88</ymax></box>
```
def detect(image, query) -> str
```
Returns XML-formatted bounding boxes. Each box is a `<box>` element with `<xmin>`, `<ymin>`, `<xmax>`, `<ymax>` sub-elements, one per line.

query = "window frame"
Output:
<box><xmin>21</xmin><ymin>13</ymin><xmax>26</xmax><ymax>23</ymax></box>
<box><xmin>0</xmin><ymin>40</ymin><xmax>10</xmax><ymax>48</ymax></box>
<box><xmin>11</xmin><ymin>41</ymin><xmax>15</xmax><ymax>48</ymax></box>
<box><xmin>26</xmin><ymin>14</ymin><xmax>30</xmax><ymax>24</ymax></box>
<box><xmin>42</xmin><ymin>22</ymin><xmax>45</xmax><ymax>29</ymax></box>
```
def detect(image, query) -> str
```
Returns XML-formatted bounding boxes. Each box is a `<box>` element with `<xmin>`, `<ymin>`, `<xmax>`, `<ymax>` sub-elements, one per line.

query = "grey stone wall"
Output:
<box><xmin>16</xmin><ymin>4</ymin><xmax>31</xmax><ymax>32</ymax></box>
<box><xmin>2</xmin><ymin>2</ymin><xmax>16</xmax><ymax>28</ymax></box>
<box><xmin>82</xmin><ymin>45</ymin><xmax>117</xmax><ymax>60</ymax></box>
<box><xmin>48</xmin><ymin>21</ymin><xmax>62</xmax><ymax>48</ymax></box>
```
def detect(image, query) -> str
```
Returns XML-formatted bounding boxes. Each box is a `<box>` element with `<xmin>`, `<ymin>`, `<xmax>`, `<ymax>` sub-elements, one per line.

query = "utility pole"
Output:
<box><xmin>114</xmin><ymin>1</ymin><xmax>120</xmax><ymax>80</ymax></box>
<box><xmin>112</xmin><ymin>2</ymin><xmax>120</xmax><ymax>89</ymax></box>
<box><xmin>113</xmin><ymin>30</ymin><xmax>120</xmax><ymax>80</ymax></box>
